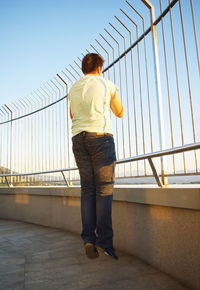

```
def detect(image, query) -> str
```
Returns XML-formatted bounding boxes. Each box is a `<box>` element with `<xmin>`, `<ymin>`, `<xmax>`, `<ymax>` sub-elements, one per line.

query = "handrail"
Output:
<box><xmin>0</xmin><ymin>95</ymin><xmax>67</xmax><ymax>125</ymax></box>
<box><xmin>116</xmin><ymin>142</ymin><xmax>200</xmax><ymax>164</ymax></box>
<box><xmin>1</xmin><ymin>142</ymin><xmax>200</xmax><ymax>188</ymax></box>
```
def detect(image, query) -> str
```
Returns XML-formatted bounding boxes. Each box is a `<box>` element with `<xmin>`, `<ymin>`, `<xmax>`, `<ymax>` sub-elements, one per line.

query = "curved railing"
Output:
<box><xmin>1</xmin><ymin>142</ymin><xmax>200</xmax><ymax>187</ymax></box>
<box><xmin>0</xmin><ymin>0</ymin><xmax>200</xmax><ymax>187</ymax></box>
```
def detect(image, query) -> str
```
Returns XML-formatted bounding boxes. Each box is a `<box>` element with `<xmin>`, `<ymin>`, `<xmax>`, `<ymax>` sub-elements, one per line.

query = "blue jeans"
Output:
<box><xmin>72</xmin><ymin>131</ymin><xmax>116</xmax><ymax>249</ymax></box>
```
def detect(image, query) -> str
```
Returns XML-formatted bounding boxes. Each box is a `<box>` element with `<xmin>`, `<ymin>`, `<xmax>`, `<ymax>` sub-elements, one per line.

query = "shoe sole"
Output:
<box><xmin>96</xmin><ymin>246</ymin><xmax>118</xmax><ymax>260</ymax></box>
<box><xmin>96</xmin><ymin>246</ymin><xmax>105</xmax><ymax>253</ymax></box>
<box><xmin>85</xmin><ymin>243</ymin><xmax>99</xmax><ymax>259</ymax></box>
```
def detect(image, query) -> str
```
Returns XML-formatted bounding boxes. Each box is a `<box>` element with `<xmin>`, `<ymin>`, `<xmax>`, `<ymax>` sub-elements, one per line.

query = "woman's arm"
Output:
<box><xmin>70</xmin><ymin>105</ymin><xmax>73</xmax><ymax>119</ymax></box>
<box><xmin>110</xmin><ymin>91</ymin><xmax>124</xmax><ymax>118</ymax></box>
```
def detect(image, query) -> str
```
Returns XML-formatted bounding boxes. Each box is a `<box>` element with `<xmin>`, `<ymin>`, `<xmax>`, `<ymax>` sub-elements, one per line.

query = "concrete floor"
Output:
<box><xmin>0</xmin><ymin>220</ymin><xmax>188</xmax><ymax>290</ymax></box>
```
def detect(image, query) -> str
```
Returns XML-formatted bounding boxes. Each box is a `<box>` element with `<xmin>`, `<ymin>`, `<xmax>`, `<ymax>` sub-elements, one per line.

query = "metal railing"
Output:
<box><xmin>0</xmin><ymin>0</ymin><xmax>200</xmax><ymax>187</ymax></box>
<box><xmin>1</xmin><ymin>142</ymin><xmax>200</xmax><ymax>188</ymax></box>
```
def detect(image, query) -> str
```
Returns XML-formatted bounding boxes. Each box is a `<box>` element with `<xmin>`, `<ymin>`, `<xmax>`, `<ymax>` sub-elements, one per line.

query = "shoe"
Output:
<box><xmin>84</xmin><ymin>243</ymin><xmax>99</xmax><ymax>259</ymax></box>
<box><xmin>97</xmin><ymin>246</ymin><xmax>118</xmax><ymax>260</ymax></box>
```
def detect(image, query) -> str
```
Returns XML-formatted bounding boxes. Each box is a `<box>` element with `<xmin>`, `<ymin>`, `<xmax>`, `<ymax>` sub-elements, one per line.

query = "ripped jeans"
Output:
<box><xmin>72</xmin><ymin>131</ymin><xmax>116</xmax><ymax>249</ymax></box>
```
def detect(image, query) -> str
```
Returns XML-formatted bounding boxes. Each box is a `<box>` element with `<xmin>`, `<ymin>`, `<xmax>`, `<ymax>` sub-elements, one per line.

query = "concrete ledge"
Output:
<box><xmin>0</xmin><ymin>185</ymin><xmax>200</xmax><ymax>210</ymax></box>
<box><xmin>0</xmin><ymin>186</ymin><xmax>199</xmax><ymax>289</ymax></box>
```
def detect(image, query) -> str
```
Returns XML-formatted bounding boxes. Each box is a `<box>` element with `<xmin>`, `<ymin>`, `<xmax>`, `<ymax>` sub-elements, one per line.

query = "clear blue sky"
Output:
<box><xmin>0</xmin><ymin>0</ymin><xmax>125</xmax><ymax>106</ymax></box>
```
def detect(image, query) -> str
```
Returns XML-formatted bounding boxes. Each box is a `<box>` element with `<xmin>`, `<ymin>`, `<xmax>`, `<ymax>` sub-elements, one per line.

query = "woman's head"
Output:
<box><xmin>81</xmin><ymin>53</ymin><xmax>104</xmax><ymax>75</ymax></box>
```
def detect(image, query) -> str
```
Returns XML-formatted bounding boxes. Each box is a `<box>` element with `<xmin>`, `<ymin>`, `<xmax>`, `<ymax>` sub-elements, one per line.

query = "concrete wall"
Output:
<box><xmin>0</xmin><ymin>186</ymin><xmax>199</xmax><ymax>289</ymax></box>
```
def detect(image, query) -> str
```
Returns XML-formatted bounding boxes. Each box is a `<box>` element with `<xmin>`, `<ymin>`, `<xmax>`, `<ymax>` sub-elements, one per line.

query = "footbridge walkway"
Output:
<box><xmin>0</xmin><ymin>219</ymin><xmax>187</xmax><ymax>290</ymax></box>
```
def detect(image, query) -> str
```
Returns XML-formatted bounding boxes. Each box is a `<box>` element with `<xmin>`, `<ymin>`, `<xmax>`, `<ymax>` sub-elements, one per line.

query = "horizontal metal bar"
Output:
<box><xmin>1</xmin><ymin>142</ymin><xmax>199</xmax><ymax>178</ymax></box>
<box><xmin>116</xmin><ymin>142</ymin><xmax>200</xmax><ymax>164</ymax></box>
<box><xmin>114</xmin><ymin>172</ymin><xmax>200</xmax><ymax>179</ymax></box>
<box><xmin>0</xmin><ymin>167</ymin><xmax>78</xmax><ymax>177</ymax></box>
<box><xmin>0</xmin><ymin>95</ymin><xmax>68</xmax><ymax>125</ymax></box>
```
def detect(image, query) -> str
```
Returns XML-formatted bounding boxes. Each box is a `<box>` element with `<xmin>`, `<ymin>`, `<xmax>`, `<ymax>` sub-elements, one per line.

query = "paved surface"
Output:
<box><xmin>0</xmin><ymin>220</ymin><xmax>188</xmax><ymax>290</ymax></box>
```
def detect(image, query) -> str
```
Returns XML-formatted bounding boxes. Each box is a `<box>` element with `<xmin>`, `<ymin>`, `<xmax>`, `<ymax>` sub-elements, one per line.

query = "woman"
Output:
<box><xmin>69</xmin><ymin>53</ymin><xmax>124</xmax><ymax>260</ymax></box>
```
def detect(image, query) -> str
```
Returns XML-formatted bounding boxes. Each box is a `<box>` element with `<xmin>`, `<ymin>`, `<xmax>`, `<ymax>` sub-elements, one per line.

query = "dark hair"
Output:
<box><xmin>82</xmin><ymin>53</ymin><xmax>104</xmax><ymax>74</ymax></box>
